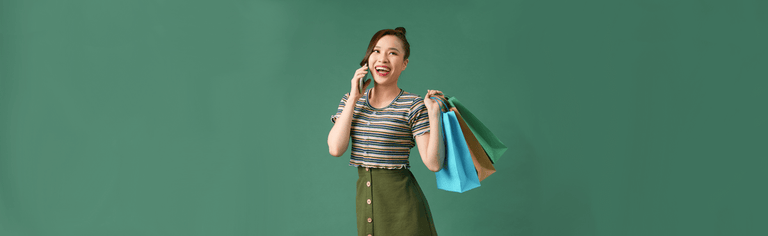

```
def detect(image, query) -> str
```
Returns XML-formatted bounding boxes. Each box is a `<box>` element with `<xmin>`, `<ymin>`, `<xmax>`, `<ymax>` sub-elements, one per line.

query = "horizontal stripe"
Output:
<box><xmin>331</xmin><ymin>89</ymin><xmax>431</xmax><ymax>169</ymax></box>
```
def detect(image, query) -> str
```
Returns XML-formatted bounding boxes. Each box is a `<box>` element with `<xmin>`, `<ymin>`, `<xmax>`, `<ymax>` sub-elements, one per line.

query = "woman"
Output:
<box><xmin>327</xmin><ymin>27</ymin><xmax>445</xmax><ymax>236</ymax></box>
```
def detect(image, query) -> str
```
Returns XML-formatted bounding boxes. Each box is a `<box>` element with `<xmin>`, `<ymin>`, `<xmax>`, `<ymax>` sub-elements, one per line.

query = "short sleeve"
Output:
<box><xmin>408</xmin><ymin>97</ymin><xmax>431</xmax><ymax>137</ymax></box>
<box><xmin>330</xmin><ymin>93</ymin><xmax>349</xmax><ymax>123</ymax></box>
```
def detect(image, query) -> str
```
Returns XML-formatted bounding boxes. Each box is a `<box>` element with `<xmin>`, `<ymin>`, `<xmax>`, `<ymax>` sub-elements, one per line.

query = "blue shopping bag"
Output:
<box><xmin>432</xmin><ymin>96</ymin><xmax>481</xmax><ymax>193</ymax></box>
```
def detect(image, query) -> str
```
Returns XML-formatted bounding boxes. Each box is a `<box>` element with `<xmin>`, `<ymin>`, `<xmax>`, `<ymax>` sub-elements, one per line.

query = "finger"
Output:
<box><xmin>354</xmin><ymin>73</ymin><xmax>366</xmax><ymax>81</ymax></box>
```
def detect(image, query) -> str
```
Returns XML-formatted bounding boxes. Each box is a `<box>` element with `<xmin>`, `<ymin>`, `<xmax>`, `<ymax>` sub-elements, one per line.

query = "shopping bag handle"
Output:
<box><xmin>430</xmin><ymin>96</ymin><xmax>449</xmax><ymax>113</ymax></box>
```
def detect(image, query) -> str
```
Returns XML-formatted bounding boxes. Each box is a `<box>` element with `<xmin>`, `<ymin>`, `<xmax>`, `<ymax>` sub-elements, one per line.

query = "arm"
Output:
<box><xmin>415</xmin><ymin>90</ymin><xmax>446</xmax><ymax>172</ymax></box>
<box><xmin>328</xmin><ymin>64</ymin><xmax>371</xmax><ymax>157</ymax></box>
<box><xmin>415</xmin><ymin>107</ymin><xmax>445</xmax><ymax>172</ymax></box>
<box><xmin>327</xmin><ymin>94</ymin><xmax>359</xmax><ymax>157</ymax></box>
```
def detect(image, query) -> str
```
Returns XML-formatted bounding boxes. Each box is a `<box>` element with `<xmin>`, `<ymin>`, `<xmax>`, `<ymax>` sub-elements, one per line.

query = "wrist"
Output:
<box><xmin>349</xmin><ymin>93</ymin><xmax>362</xmax><ymax>101</ymax></box>
<box><xmin>428</xmin><ymin>109</ymin><xmax>441</xmax><ymax>117</ymax></box>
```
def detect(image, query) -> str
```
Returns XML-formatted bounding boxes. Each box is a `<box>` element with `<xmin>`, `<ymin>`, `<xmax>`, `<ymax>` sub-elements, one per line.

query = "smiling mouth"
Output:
<box><xmin>375</xmin><ymin>67</ymin><xmax>391</xmax><ymax>76</ymax></box>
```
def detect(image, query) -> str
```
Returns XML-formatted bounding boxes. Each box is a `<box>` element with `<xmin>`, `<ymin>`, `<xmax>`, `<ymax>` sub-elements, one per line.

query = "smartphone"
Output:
<box><xmin>359</xmin><ymin>68</ymin><xmax>372</xmax><ymax>94</ymax></box>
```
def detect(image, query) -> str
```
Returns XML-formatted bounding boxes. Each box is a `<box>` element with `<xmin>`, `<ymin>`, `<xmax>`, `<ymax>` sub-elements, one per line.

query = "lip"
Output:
<box><xmin>374</xmin><ymin>65</ymin><xmax>391</xmax><ymax>76</ymax></box>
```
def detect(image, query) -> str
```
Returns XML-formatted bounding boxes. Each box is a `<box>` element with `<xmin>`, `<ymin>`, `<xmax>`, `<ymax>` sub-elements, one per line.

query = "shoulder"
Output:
<box><xmin>398</xmin><ymin>91</ymin><xmax>427</xmax><ymax>113</ymax></box>
<box><xmin>338</xmin><ymin>93</ymin><xmax>358</xmax><ymax>104</ymax></box>
<box><xmin>399</xmin><ymin>91</ymin><xmax>424</xmax><ymax>104</ymax></box>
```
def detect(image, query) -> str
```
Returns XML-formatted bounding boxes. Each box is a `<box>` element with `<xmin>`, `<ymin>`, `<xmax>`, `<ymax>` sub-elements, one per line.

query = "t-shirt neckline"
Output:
<box><xmin>365</xmin><ymin>88</ymin><xmax>404</xmax><ymax>110</ymax></box>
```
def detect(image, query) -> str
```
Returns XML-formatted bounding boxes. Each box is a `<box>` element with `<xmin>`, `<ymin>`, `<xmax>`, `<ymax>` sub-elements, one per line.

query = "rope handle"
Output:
<box><xmin>429</xmin><ymin>95</ymin><xmax>449</xmax><ymax>113</ymax></box>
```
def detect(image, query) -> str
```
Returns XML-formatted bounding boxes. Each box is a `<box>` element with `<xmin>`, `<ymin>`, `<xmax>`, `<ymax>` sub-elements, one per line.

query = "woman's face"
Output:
<box><xmin>367</xmin><ymin>35</ymin><xmax>408</xmax><ymax>85</ymax></box>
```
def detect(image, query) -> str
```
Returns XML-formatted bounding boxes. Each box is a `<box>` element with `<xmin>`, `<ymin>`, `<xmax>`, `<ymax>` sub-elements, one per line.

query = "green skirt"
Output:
<box><xmin>356</xmin><ymin>167</ymin><xmax>438</xmax><ymax>236</ymax></box>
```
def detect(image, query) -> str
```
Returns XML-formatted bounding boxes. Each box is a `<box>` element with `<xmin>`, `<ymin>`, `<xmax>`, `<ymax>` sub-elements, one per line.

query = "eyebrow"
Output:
<box><xmin>374</xmin><ymin>46</ymin><xmax>401</xmax><ymax>52</ymax></box>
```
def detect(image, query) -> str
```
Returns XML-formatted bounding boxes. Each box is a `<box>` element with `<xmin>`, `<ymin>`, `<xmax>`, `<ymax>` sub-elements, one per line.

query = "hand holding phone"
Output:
<box><xmin>352</xmin><ymin>63</ymin><xmax>372</xmax><ymax>98</ymax></box>
<box><xmin>359</xmin><ymin>68</ymin><xmax>372</xmax><ymax>94</ymax></box>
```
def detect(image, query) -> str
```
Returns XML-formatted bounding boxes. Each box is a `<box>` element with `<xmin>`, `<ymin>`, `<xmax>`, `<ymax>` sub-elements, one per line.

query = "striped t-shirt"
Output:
<box><xmin>331</xmin><ymin>88</ymin><xmax>431</xmax><ymax>169</ymax></box>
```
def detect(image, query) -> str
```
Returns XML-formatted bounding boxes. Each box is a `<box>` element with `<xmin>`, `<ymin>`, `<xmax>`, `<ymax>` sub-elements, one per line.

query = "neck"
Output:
<box><xmin>368</xmin><ymin>82</ymin><xmax>400</xmax><ymax>108</ymax></box>
<box><xmin>370</xmin><ymin>82</ymin><xmax>400</xmax><ymax>99</ymax></box>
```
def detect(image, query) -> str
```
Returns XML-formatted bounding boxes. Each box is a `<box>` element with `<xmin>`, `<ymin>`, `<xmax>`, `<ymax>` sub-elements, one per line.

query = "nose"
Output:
<box><xmin>375</xmin><ymin>52</ymin><xmax>389</xmax><ymax>64</ymax></box>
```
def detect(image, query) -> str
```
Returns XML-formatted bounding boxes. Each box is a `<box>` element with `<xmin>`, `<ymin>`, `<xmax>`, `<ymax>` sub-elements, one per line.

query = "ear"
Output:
<box><xmin>402</xmin><ymin>59</ymin><xmax>408</xmax><ymax>71</ymax></box>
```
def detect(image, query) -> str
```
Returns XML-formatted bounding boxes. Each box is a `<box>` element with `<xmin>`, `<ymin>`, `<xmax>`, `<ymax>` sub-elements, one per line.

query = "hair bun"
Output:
<box><xmin>395</xmin><ymin>27</ymin><xmax>406</xmax><ymax>35</ymax></box>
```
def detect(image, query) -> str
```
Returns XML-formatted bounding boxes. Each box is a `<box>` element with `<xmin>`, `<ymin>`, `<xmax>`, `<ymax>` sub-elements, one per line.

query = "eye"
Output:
<box><xmin>373</xmin><ymin>50</ymin><xmax>380</xmax><ymax>53</ymax></box>
<box><xmin>389</xmin><ymin>52</ymin><xmax>397</xmax><ymax>55</ymax></box>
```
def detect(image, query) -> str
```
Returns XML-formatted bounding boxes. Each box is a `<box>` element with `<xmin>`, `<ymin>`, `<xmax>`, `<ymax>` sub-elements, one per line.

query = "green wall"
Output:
<box><xmin>1</xmin><ymin>0</ymin><xmax>766</xmax><ymax>235</ymax></box>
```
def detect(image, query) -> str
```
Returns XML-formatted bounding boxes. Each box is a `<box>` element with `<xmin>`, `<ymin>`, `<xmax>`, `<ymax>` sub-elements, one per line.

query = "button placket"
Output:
<box><xmin>364</xmin><ymin>167</ymin><xmax>373</xmax><ymax>235</ymax></box>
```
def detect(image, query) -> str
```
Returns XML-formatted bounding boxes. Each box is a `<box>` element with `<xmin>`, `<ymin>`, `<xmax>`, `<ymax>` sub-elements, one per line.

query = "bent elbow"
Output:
<box><xmin>327</xmin><ymin>139</ymin><xmax>343</xmax><ymax>157</ymax></box>
<box><xmin>328</xmin><ymin>147</ymin><xmax>344</xmax><ymax>157</ymax></box>
<box><xmin>329</xmin><ymin>150</ymin><xmax>340</xmax><ymax>157</ymax></box>
<box><xmin>427</xmin><ymin>164</ymin><xmax>442</xmax><ymax>172</ymax></box>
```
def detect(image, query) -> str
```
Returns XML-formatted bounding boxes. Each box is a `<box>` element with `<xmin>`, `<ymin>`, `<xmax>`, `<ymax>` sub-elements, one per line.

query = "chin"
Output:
<box><xmin>375</xmin><ymin>75</ymin><xmax>399</xmax><ymax>85</ymax></box>
<box><xmin>373</xmin><ymin>77</ymin><xmax>393</xmax><ymax>85</ymax></box>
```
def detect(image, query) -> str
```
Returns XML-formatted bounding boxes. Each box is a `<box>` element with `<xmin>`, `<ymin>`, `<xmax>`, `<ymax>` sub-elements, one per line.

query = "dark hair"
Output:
<box><xmin>359</xmin><ymin>27</ymin><xmax>410</xmax><ymax>67</ymax></box>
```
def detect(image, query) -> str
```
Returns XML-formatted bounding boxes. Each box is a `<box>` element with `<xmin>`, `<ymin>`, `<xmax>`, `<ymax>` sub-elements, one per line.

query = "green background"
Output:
<box><xmin>1</xmin><ymin>0</ymin><xmax>766</xmax><ymax>235</ymax></box>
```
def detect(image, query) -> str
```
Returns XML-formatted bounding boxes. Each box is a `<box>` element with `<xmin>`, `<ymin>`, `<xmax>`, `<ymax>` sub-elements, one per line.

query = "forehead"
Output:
<box><xmin>375</xmin><ymin>35</ymin><xmax>403</xmax><ymax>50</ymax></box>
